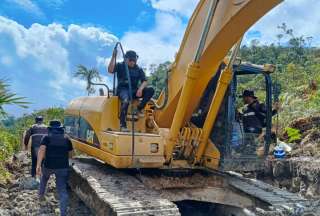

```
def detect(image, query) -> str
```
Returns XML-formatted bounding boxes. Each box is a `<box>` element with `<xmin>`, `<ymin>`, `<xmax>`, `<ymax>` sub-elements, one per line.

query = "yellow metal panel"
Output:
<box><xmin>103</xmin><ymin>132</ymin><xmax>131</xmax><ymax>155</ymax></box>
<box><xmin>103</xmin><ymin>132</ymin><xmax>164</xmax><ymax>156</ymax></box>
<box><xmin>72</xmin><ymin>138</ymin><xmax>165</xmax><ymax>168</ymax></box>
<box><xmin>203</xmin><ymin>140</ymin><xmax>221</xmax><ymax>170</ymax></box>
<box><xmin>65</xmin><ymin>96</ymin><xmax>151</xmax><ymax>142</ymax></box>
<box><xmin>65</xmin><ymin>97</ymin><xmax>85</xmax><ymax>116</ymax></box>
<box><xmin>72</xmin><ymin>139</ymin><xmax>132</xmax><ymax>168</ymax></box>
<box><xmin>80</xmin><ymin>96</ymin><xmax>119</xmax><ymax>132</ymax></box>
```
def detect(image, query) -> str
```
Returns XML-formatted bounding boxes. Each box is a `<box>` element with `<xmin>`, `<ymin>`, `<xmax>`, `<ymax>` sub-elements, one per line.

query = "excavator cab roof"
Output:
<box><xmin>234</xmin><ymin>62</ymin><xmax>276</xmax><ymax>75</ymax></box>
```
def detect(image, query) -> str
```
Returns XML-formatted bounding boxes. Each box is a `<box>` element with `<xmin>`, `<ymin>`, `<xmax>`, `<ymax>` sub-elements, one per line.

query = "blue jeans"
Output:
<box><xmin>39</xmin><ymin>167</ymin><xmax>69</xmax><ymax>216</ymax></box>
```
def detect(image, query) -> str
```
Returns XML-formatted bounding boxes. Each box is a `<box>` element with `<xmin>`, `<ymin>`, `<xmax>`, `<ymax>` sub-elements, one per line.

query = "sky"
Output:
<box><xmin>1</xmin><ymin>0</ymin><xmax>319</xmax><ymax>117</ymax></box>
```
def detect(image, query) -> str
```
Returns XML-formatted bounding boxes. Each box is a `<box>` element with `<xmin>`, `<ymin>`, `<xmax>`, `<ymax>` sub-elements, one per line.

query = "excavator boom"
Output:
<box><xmin>155</xmin><ymin>0</ymin><xmax>282</xmax><ymax>128</ymax></box>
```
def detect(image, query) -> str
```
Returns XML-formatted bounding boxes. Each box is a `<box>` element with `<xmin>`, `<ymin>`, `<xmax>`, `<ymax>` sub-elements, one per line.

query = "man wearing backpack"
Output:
<box><xmin>36</xmin><ymin>120</ymin><xmax>73</xmax><ymax>216</ymax></box>
<box><xmin>238</xmin><ymin>90</ymin><xmax>279</xmax><ymax>155</ymax></box>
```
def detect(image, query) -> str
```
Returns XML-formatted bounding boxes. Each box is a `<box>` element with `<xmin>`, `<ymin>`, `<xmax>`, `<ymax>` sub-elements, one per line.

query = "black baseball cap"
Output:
<box><xmin>48</xmin><ymin>120</ymin><xmax>64</xmax><ymax>129</ymax></box>
<box><xmin>240</xmin><ymin>90</ymin><xmax>257</xmax><ymax>99</ymax></box>
<box><xmin>35</xmin><ymin>116</ymin><xmax>43</xmax><ymax>122</ymax></box>
<box><xmin>124</xmin><ymin>50</ymin><xmax>139</xmax><ymax>60</ymax></box>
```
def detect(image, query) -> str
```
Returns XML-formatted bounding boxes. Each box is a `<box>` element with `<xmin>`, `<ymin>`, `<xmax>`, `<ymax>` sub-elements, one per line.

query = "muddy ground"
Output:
<box><xmin>261</xmin><ymin>115</ymin><xmax>320</xmax><ymax>198</ymax></box>
<box><xmin>0</xmin><ymin>115</ymin><xmax>319</xmax><ymax>216</ymax></box>
<box><xmin>0</xmin><ymin>152</ymin><xmax>93</xmax><ymax>216</ymax></box>
<box><xmin>1</xmin><ymin>151</ymin><xmax>320</xmax><ymax>216</ymax></box>
<box><xmin>261</xmin><ymin>157</ymin><xmax>320</xmax><ymax>199</ymax></box>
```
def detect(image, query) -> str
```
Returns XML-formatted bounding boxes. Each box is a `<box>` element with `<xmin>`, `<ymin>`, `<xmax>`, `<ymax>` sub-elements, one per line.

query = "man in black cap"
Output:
<box><xmin>108</xmin><ymin>49</ymin><xmax>155</xmax><ymax>132</ymax></box>
<box><xmin>238</xmin><ymin>90</ymin><xmax>279</xmax><ymax>155</ymax></box>
<box><xmin>24</xmin><ymin>116</ymin><xmax>48</xmax><ymax>178</ymax></box>
<box><xmin>36</xmin><ymin>120</ymin><xmax>73</xmax><ymax>216</ymax></box>
<box><xmin>241</xmin><ymin>90</ymin><xmax>279</xmax><ymax>134</ymax></box>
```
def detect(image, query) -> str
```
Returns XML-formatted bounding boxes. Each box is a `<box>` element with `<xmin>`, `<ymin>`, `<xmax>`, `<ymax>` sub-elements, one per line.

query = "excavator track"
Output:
<box><xmin>69</xmin><ymin>158</ymin><xmax>180</xmax><ymax>216</ymax></box>
<box><xmin>225</xmin><ymin>172</ymin><xmax>319</xmax><ymax>215</ymax></box>
<box><xmin>227</xmin><ymin>172</ymin><xmax>307</xmax><ymax>205</ymax></box>
<box><xmin>69</xmin><ymin>157</ymin><xmax>319</xmax><ymax>216</ymax></box>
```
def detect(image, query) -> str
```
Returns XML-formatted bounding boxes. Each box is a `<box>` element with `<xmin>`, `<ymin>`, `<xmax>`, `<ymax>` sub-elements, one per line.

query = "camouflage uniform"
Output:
<box><xmin>24</xmin><ymin>123</ymin><xmax>48</xmax><ymax>177</ymax></box>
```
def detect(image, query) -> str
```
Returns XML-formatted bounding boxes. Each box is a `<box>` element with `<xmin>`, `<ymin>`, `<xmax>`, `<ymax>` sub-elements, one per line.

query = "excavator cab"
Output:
<box><xmin>192</xmin><ymin>62</ymin><xmax>275</xmax><ymax>172</ymax></box>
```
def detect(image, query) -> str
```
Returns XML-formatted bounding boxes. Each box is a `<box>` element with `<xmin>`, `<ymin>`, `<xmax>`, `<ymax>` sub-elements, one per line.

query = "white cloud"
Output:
<box><xmin>4</xmin><ymin>0</ymin><xmax>68</xmax><ymax>18</ymax></box>
<box><xmin>245</xmin><ymin>0</ymin><xmax>320</xmax><ymax>46</ymax></box>
<box><xmin>121</xmin><ymin>0</ymin><xmax>199</xmax><ymax>72</ymax></box>
<box><xmin>121</xmin><ymin>12</ymin><xmax>185</xmax><ymax>71</ymax></box>
<box><xmin>5</xmin><ymin>0</ymin><xmax>44</xmax><ymax>17</ymax></box>
<box><xmin>146</xmin><ymin>0</ymin><xmax>198</xmax><ymax>17</ymax></box>
<box><xmin>0</xmin><ymin>16</ymin><xmax>118</xmax><ymax>115</ymax></box>
<box><xmin>38</xmin><ymin>0</ymin><xmax>67</xmax><ymax>9</ymax></box>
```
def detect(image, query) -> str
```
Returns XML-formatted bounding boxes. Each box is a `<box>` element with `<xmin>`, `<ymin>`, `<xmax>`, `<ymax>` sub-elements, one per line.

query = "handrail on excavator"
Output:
<box><xmin>89</xmin><ymin>81</ymin><xmax>111</xmax><ymax>98</ymax></box>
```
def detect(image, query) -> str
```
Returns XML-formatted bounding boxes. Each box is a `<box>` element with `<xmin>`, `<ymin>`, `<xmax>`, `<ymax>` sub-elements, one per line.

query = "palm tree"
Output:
<box><xmin>0</xmin><ymin>79</ymin><xmax>29</xmax><ymax>116</ymax></box>
<box><xmin>74</xmin><ymin>65</ymin><xmax>102</xmax><ymax>95</ymax></box>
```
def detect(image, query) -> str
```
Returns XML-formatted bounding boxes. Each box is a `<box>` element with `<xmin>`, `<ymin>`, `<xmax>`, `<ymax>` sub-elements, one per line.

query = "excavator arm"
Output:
<box><xmin>153</xmin><ymin>0</ymin><xmax>283</xmax><ymax>163</ymax></box>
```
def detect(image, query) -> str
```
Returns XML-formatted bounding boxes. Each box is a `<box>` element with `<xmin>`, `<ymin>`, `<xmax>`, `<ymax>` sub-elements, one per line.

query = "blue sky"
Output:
<box><xmin>1</xmin><ymin>0</ymin><xmax>319</xmax><ymax>117</ymax></box>
<box><xmin>0</xmin><ymin>0</ymin><xmax>155</xmax><ymax>36</ymax></box>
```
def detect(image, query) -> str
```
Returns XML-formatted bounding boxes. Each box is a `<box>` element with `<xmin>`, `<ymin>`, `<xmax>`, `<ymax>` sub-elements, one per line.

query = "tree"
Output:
<box><xmin>0</xmin><ymin>79</ymin><xmax>29</xmax><ymax>116</ymax></box>
<box><xmin>74</xmin><ymin>65</ymin><xmax>102</xmax><ymax>95</ymax></box>
<box><xmin>148</xmin><ymin>61</ymin><xmax>171</xmax><ymax>98</ymax></box>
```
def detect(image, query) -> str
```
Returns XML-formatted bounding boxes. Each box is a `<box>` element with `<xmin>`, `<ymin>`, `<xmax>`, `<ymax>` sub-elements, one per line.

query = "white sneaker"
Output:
<box><xmin>120</xmin><ymin>127</ymin><xmax>130</xmax><ymax>132</ymax></box>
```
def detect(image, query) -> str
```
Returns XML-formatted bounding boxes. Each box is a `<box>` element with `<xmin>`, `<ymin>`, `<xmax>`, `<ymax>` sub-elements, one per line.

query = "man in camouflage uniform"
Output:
<box><xmin>24</xmin><ymin>116</ymin><xmax>48</xmax><ymax>177</ymax></box>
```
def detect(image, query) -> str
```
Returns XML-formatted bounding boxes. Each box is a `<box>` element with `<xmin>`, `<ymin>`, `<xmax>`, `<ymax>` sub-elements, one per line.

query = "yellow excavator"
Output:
<box><xmin>64</xmin><ymin>0</ymin><xmax>318</xmax><ymax>215</ymax></box>
<box><xmin>65</xmin><ymin>0</ymin><xmax>281</xmax><ymax>171</ymax></box>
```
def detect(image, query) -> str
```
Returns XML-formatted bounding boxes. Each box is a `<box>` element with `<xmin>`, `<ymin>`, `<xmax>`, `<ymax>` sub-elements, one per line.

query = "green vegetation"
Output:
<box><xmin>240</xmin><ymin>24</ymin><xmax>320</xmax><ymax>128</ymax></box>
<box><xmin>0</xmin><ymin>79</ymin><xmax>29</xmax><ymax>116</ymax></box>
<box><xmin>285</xmin><ymin>127</ymin><xmax>302</xmax><ymax>143</ymax></box>
<box><xmin>0</xmin><ymin>129</ymin><xmax>19</xmax><ymax>181</ymax></box>
<box><xmin>0</xmin><ymin>79</ymin><xmax>30</xmax><ymax>181</ymax></box>
<box><xmin>148</xmin><ymin>61</ymin><xmax>171</xmax><ymax>98</ymax></box>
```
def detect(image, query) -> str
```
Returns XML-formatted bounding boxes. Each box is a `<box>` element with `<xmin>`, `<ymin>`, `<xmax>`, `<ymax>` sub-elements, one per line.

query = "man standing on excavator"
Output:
<box><xmin>108</xmin><ymin>49</ymin><xmax>154</xmax><ymax>132</ymax></box>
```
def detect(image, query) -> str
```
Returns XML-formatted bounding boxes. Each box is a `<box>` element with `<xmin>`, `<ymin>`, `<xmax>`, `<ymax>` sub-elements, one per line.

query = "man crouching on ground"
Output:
<box><xmin>36</xmin><ymin>120</ymin><xmax>74</xmax><ymax>216</ymax></box>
